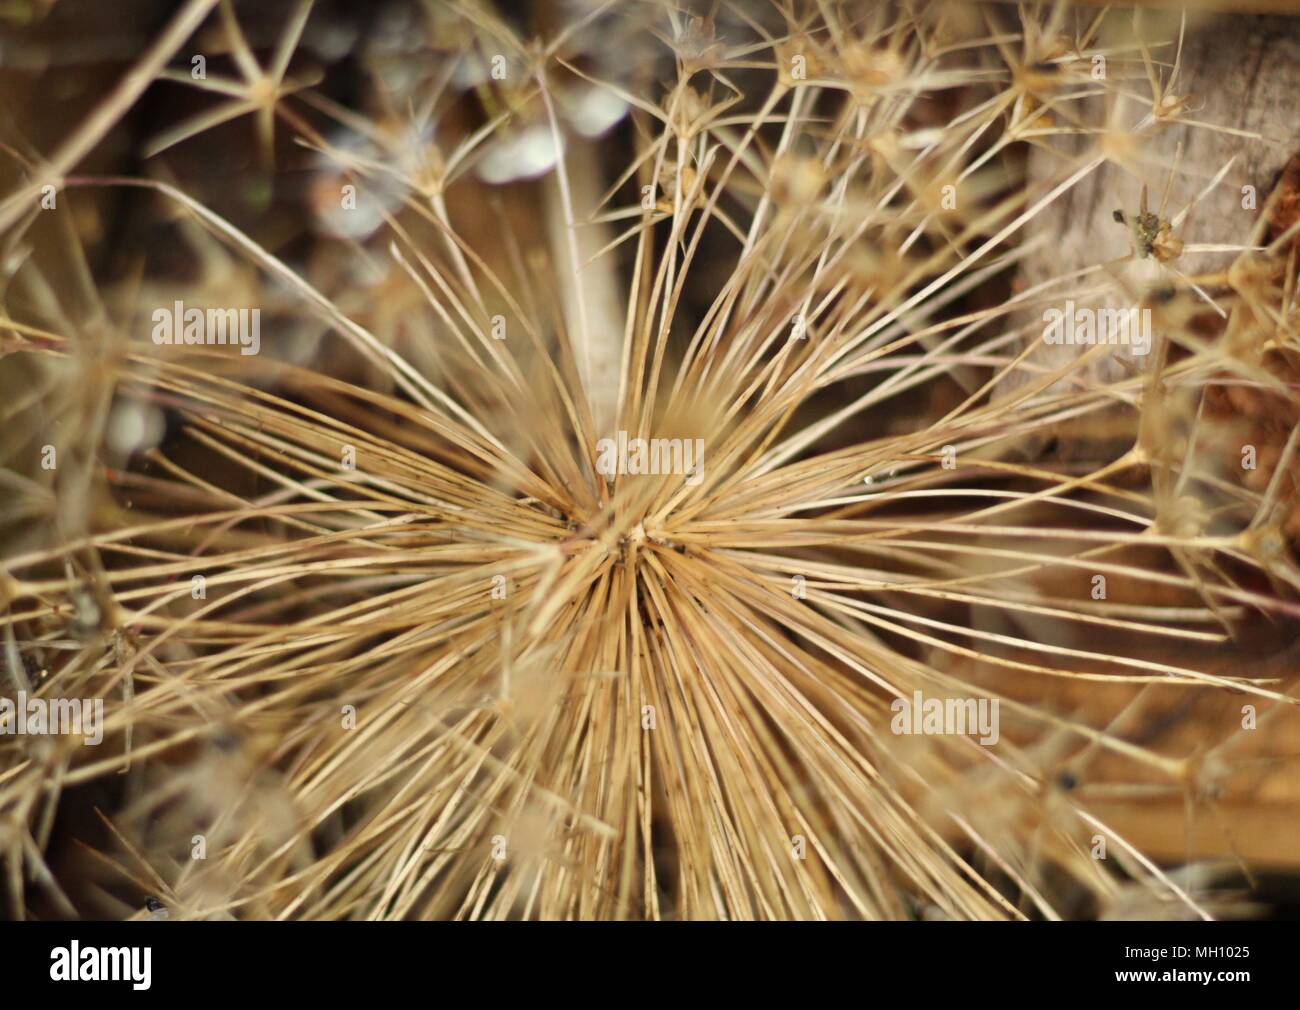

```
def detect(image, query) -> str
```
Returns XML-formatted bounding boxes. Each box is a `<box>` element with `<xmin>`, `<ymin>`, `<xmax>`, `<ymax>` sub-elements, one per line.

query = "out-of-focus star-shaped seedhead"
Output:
<box><xmin>146</xmin><ymin>0</ymin><xmax>320</xmax><ymax>164</ymax></box>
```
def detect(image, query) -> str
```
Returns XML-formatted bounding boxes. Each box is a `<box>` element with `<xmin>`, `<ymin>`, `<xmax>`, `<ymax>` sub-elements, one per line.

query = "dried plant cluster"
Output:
<box><xmin>0</xmin><ymin>0</ymin><xmax>1298</xmax><ymax>921</ymax></box>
